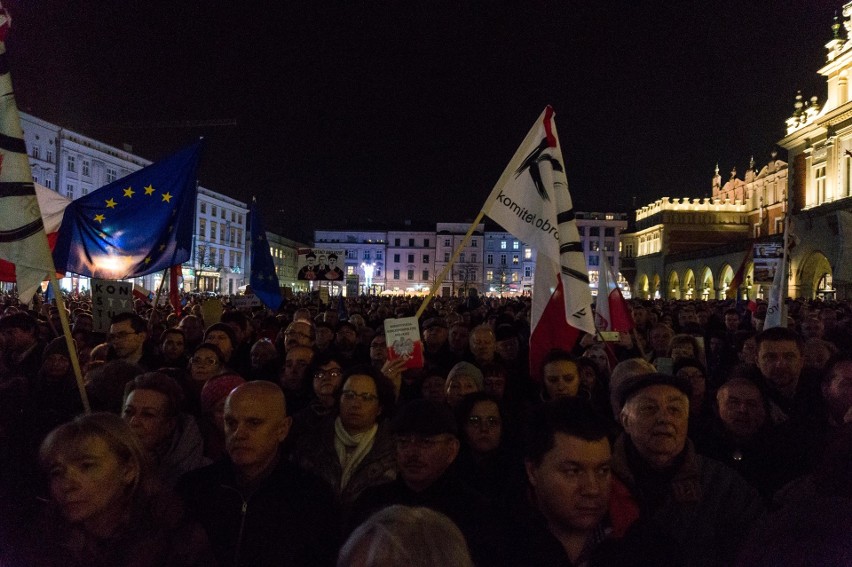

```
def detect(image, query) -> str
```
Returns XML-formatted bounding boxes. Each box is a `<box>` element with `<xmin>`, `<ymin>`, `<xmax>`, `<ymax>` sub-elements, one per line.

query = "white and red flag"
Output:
<box><xmin>0</xmin><ymin>8</ymin><xmax>58</xmax><ymax>304</ymax></box>
<box><xmin>481</xmin><ymin>106</ymin><xmax>595</xmax><ymax>379</ymax></box>
<box><xmin>595</xmin><ymin>251</ymin><xmax>633</xmax><ymax>333</ymax></box>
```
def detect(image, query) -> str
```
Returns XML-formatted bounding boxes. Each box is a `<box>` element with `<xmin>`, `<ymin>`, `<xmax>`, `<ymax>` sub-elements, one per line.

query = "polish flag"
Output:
<box><xmin>595</xmin><ymin>251</ymin><xmax>634</xmax><ymax>333</ymax></box>
<box><xmin>481</xmin><ymin>107</ymin><xmax>595</xmax><ymax>380</ymax></box>
<box><xmin>0</xmin><ymin>183</ymin><xmax>70</xmax><ymax>282</ymax></box>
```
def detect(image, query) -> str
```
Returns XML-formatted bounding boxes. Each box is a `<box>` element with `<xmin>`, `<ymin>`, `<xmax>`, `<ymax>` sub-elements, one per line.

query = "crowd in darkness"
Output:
<box><xmin>0</xmin><ymin>290</ymin><xmax>850</xmax><ymax>566</ymax></box>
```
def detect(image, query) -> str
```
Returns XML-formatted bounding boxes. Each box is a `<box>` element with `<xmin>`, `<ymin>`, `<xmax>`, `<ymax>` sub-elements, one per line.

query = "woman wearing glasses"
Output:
<box><xmin>453</xmin><ymin>392</ymin><xmax>524</xmax><ymax>503</ymax></box>
<box><xmin>291</xmin><ymin>365</ymin><xmax>398</xmax><ymax>514</ymax></box>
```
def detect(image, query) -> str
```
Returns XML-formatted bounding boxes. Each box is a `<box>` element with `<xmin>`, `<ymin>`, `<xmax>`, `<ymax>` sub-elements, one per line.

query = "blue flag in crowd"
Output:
<box><xmin>249</xmin><ymin>197</ymin><xmax>283</xmax><ymax>311</ymax></box>
<box><xmin>52</xmin><ymin>141</ymin><xmax>203</xmax><ymax>278</ymax></box>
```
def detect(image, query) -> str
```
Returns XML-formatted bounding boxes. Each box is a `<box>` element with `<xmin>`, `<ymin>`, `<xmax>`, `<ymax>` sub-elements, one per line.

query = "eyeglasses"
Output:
<box><xmin>394</xmin><ymin>435</ymin><xmax>450</xmax><ymax>449</ymax></box>
<box><xmin>467</xmin><ymin>415</ymin><xmax>501</xmax><ymax>428</ymax></box>
<box><xmin>108</xmin><ymin>331</ymin><xmax>139</xmax><ymax>341</ymax></box>
<box><xmin>314</xmin><ymin>369</ymin><xmax>343</xmax><ymax>380</ymax></box>
<box><xmin>191</xmin><ymin>356</ymin><xmax>219</xmax><ymax>366</ymax></box>
<box><xmin>341</xmin><ymin>390</ymin><xmax>378</xmax><ymax>402</ymax></box>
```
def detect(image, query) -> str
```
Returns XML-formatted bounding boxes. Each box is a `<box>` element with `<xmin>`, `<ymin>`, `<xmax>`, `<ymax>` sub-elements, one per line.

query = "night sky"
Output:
<box><xmin>3</xmin><ymin>1</ymin><xmax>840</xmax><ymax>241</ymax></box>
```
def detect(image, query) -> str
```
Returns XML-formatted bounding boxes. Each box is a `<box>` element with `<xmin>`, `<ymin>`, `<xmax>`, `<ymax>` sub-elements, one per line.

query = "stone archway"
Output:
<box><xmin>700</xmin><ymin>266</ymin><xmax>714</xmax><ymax>301</ymax></box>
<box><xmin>683</xmin><ymin>269</ymin><xmax>696</xmax><ymax>300</ymax></box>
<box><xmin>667</xmin><ymin>271</ymin><xmax>681</xmax><ymax>300</ymax></box>
<box><xmin>718</xmin><ymin>264</ymin><xmax>734</xmax><ymax>299</ymax></box>
<box><xmin>798</xmin><ymin>251</ymin><xmax>833</xmax><ymax>299</ymax></box>
<box><xmin>652</xmin><ymin>274</ymin><xmax>662</xmax><ymax>299</ymax></box>
<box><xmin>636</xmin><ymin>274</ymin><xmax>649</xmax><ymax>299</ymax></box>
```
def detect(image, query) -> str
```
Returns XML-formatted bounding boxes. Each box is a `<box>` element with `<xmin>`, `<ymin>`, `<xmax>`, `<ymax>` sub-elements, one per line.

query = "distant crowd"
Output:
<box><xmin>0</xmin><ymin>289</ymin><xmax>850</xmax><ymax>566</ymax></box>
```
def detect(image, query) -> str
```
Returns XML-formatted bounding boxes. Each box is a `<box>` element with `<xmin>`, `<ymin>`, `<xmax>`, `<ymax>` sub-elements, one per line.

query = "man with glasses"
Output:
<box><xmin>282</xmin><ymin>320</ymin><xmax>315</xmax><ymax>352</ymax></box>
<box><xmin>108</xmin><ymin>312</ymin><xmax>159</xmax><ymax>370</ymax></box>
<box><xmin>351</xmin><ymin>399</ymin><xmax>503</xmax><ymax>565</ymax></box>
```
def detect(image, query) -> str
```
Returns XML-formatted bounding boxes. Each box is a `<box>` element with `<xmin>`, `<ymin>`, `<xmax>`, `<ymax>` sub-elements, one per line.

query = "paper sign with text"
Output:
<box><xmin>383</xmin><ymin>316</ymin><xmax>424</xmax><ymax>369</ymax></box>
<box><xmin>92</xmin><ymin>279</ymin><xmax>134</xmax><ymax>332</ymax></box>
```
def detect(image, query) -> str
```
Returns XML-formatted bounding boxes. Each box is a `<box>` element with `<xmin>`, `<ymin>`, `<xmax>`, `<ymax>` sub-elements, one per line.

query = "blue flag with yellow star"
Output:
<box><xmin>249</xmin><ymin>197</ymin><xmax>283</xmax><ymax>311</ymax></box>
<box><xmin>52</xmin><ymin>141</ymin><xmax>203</xmax><ymax>278</ymax></box>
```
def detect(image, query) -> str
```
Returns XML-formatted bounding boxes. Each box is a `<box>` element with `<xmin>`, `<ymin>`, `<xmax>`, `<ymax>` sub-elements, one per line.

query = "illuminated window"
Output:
<box><xmin>501</xmin><ymin>241</ymin><xmax>507</xmax><ymax>249</ymax></box>
<box><xmin>347</xmin><ymin>266</ymin><xmax>355</xmax><ymax>275</ymax></box>
<box><xmin>524</xmin><ymin>248</ymin><xmax>532</xmax><ymax>259</ymax></box>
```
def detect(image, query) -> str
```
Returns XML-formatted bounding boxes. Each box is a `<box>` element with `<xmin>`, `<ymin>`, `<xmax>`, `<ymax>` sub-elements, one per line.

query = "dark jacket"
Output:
<box><xmin>177</xmin><ymin>454</ymin><xmax>339</xmax><ymax>567</ymax></box>
<box><xmin>611</xmin><ymin>435</ymin><xmax>764</xmax><ymax>567</ymax></box>
<box><xmin>291</xmin><ymin>417</ymin><xmax>397</xmax><ymax>507</ymax></box>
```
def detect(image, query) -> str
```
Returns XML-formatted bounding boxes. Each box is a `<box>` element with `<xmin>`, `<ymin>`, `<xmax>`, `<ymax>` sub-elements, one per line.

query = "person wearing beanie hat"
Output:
<box><xmin>0</xmin><ymin>310</ymin><xmax>46</xmax><ymax>381</ymax></box>
<box><xmin>610</xmin><ymin>372</ymin><xmax>764</xmax><ymax>565</ymax></box>
<box><xmin>204</xmin><ymin>323</ymin><xmax>237</xmax><ymax>364</ymax></box>
<box><xmin>199</xmin><ymin>373</ymin><xmax>246</xmax><ymax>460</ymax></box>
<box><xmin>445</xmin><ymin>362</ymin><xmax>484</xmax><ymax>407</ymax></box>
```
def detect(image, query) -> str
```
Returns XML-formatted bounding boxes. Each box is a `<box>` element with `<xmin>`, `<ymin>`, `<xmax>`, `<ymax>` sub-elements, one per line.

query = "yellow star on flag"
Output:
<box><xmin>159</xmin><ymin>244</ymin><xmax>166</xmax><ymax>251</ymax></box>
<box><xmin>105</xmin><ymin>198</ymin><xmax>117</xmax><ymax>209</ymax></box>
<box><xmin>144</xmin><ymin>185</ymin><xmax>155</xmax><ymax>195</ymax></box>
<box><xmin>123</xmin><ymin>187</ymin><xmax>135</xmax><ymax>198</ymax></box>
<box><xmin>144</xmin><ymin>257</ymin><xmax>152</xmax><ymax>264</ymax></box>
<box><xmin>161</xmin><ymin>192</ymin><xmax>172</xmax><ymax>203</ymax></box>
<box><xmin>94</xmin><ymin>214</ymin><xmax>105</xmax><ymax>223</ymax></box>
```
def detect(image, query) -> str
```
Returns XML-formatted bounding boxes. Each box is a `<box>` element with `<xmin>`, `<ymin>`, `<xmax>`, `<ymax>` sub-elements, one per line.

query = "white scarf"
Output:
<box><xmin>334</xmin><ymin>417</ymin><xmax>378</xmax><ymax>491</ymax></box>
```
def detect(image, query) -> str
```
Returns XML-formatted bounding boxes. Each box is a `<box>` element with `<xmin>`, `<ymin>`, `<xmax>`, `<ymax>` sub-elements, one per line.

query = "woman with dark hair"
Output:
<box><xmin>182</xmin><ymin>342</ymin><xmax>227</xmax><ymax>417</ymax></box>
<box><xmin>291</xmin><ymin>365</ymin><xmax>398</xmax><ymax>513</ymax></box>
<box><xmin>287</xmin><ymin>351</ymin><xmax>346</xmax><ymax>447</ymax></box>
<box><xmin>576</xmin><ymin>357</ymin><xmax>615</xmax><ymax>420</ymax></box>
<box><xmin>453</xmin><ymin>392</ymin><xmax>524</xmax><ymax>502</ymax></box>
<box><xmin>31</xmin><ymin>413</ymin><xmax>213</xmax><ymax>566</ymax></box>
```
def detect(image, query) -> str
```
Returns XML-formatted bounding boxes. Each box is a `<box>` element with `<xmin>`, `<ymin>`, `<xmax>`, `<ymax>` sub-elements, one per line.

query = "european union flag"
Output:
<box><xmin>52</xmin><ymin>141</ymin><xmax>203</xmax><ymax>278</ymax></box>
<box><xmin>249</xmin><ymin>197</ymin><xmax>283</xmax><ymax>311</ymax></box>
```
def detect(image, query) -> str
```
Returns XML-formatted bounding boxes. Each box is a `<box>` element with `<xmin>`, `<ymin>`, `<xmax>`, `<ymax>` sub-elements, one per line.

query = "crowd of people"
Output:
<box><xmin>0</xmin><ymin>289</ymin><xmax>850</xmax><ymax>566</ymax></box>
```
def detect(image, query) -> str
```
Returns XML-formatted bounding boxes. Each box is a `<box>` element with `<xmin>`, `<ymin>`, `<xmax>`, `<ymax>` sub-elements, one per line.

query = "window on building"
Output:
<box><xmin>588</xmin><ymin>255</ymin><xmax>599</xmax><ymax>266</ymax></box>
<box><xmin>364</xmin><ymin>251</ymin><xmax>371</xmax><ymax>260</ymax></box>
<box><xmin>524</xmin><ymin>266</ymin><xmax>532</xmax><ymax>278</ymax></box>
<box><xmin>444</xmin><ymin>252</ymin><xmax>450</xmax><ymax>262</ymax></box>
<box><xmin>376</xmin><ymin>268</ymin><xmax>382</xmax><ymax>277</ymax></box>
<box><xmin>238</xmin><ymin>214</ymin><xmax>243</xmax><ymax>224</ymax></box>
<box><xmin>512</xmin><ymin>254</ymin><xmax>519</xmax><ymax>265</ymax></box>
<box><xmin>347</xmin><ymin>266</ymin><xmax>355</xmax><ymax>275</ymax></box>
<box><xmin>46</xmin><ymin>149</ymin><xmax>54</xmax><ymax>163</ymax></box>
<box><xmin>106</xmin><ymin>167</ymin><xmax>116</xmax><ymax>183</ymax></box>
<box><xmin>409</xmin><ymin>238</ymin><xmax>415</xmax><ymax>246</ymax></box>
<box><xmin>424</xmin><ymin>239</ymin><xmax>430</xmax><ymax>247</ymax></box>
<box><xmin>199</xmin><ymin>218</ymin><xmax>207</xmax><ymax>237</ymax></box>
<box><xmin>513</xmin><ymin>241</ymin><xmax>519</xmax><ymax>249</ymax></box>
<box><xmin>220</xmin><ymin>225</ymin><xmax>225</xmax><ymax>243</ymax></box>
<box><xmin>590</xmin><ymin>227</ymin><xmax>600</xmax><ymax>237</ymax></box>
<box><xmin>211</xmin><ymin>206</ymin><xmax>217</xmax><ymax>217</ymax></box>
<box><xmin>66</xmin><ymin>184</ymin><xmax>75</xmax><ymax>199</ymax></box>
<box><xmin>512</xmin><ymin>272</ymin><xmax>519</xmax><ymax>282</ymax></box>
<box><xmin>32</xmin><ymin>146</ymin><xmax>39</xmax><ymax>159</ymax></box>
<box><xmin>393</xmin><ymin>270</ymin><xmax>400</xmax><ymax>280</ymax></box>
<box><xmin>394</xmin><ymin>254</ymin><xmax>401</xmax><ymax>263</ymax></box>
<box><xmin>376</xmin><ymin>251</ymin><xmax>383</xmax><ymax>260</ymax></box>
<box><xmin>82</xmin><ymin>161</ymin><xmax>90</xmax><ymax>176</ymax></box>
<box><xmin>407</xmin><ymin>269</ymin><xmax>414</xmax><ymax>280</ymax></box>
<box><xmin>608</xmin><ymin>256</ymin><xmax>615</xmax><ymax>267</ymax></box>
<box><xmin>44</xmin><ymin>178</ymin><xmax>52</xmax><ymax>189</ymax></box>
<box><xmin>487</xmin><ymin>253</ymin><xmax>493</xmax><ymax>264</ymax></box>
<box><xmin>500</xmin><ymin>254</ymin><xmax>507</xmax><ymax>265</ymax></box>
<box><xmin>235</xmin><ymin>252</ymin><xmax>242</xmax><ymax>266</ymax></box>
<box><xmin>200</xmin><ymin>202</ymin><xmax>206</xmax><ymax>214</ymax></box>
<box><xmin>625</xmin><ymin>243</ymin><xmax>634</xmax><ymax>257</ymax></box>
<box><xmin>486</xmin><ymin>270</ymin><xmax>493</xmax><ymax>280</ymax></box>
<box><xmin>81</xmin><ymin>188</ymin><xmax>89</xmax><ymax>196</ymax></box>
<box><xmin>460</xmin><ymin>253</ymin><xmax>465</xmax><ymax>262</ymax></box>
<box><xmin>524</xmin><ymin>248</ymin><xmax>532</xmax><ymax>259</ymax></box>
<box><xmin>423</xmin><ymin>254</ymin><xmax>430</xmax><ymax>263</ymax></box>
<box><xmin>237</xmin><ymin>229</ymin><xmax>243</xmax><ymax>247</ymax></box>
<box><xmin>444</xmin><ymin>238</ymin><xmax>451</xmax><ymax>246</ymax></box>
<box><xmin>472</xmin><ymin>240</ymin><xmax>477</xmax><ymax>247</ymax></box>
<box><xmin>816</xmin><ymin>164</ymin><xmax>827</xmax><ymax>203</ymax></box>
<box><xmin>232</xmin><ymin>212</ymin><xmax>236</xmax><ymax>222</ymax></box>
<box><xmin>471</xmin><ymin>253</ymin><xmax>477</xmax><ymax>262</ymax></box>
<box><xmin>500</xmin><ymin>241</ymin><xmax>507</xmax><ymax>249</ymax></box>
<box><xmin>422</xmin><ymin>269</ymin><xmax>429</xmax><ymax>280</ymax></box>
<box><xmin>211</xmin><ymin>221</ymin><xmax>217</xmax><ymax>241</ymax></box>
<box><xmin>590</xmin><ymin>241</ymin><xmax>600</xmax><ymax>252</ymax></box>
<box><xmin>394</xmin><ymin>238</ymin><xmax>401</xmax><ymax>246</ymax></box>
<box><xmin>347</xmin><ymin>250</ymin><xmax>357</xmax><ymax>259</ymax></box>
<box><xmin>67</xmin><ymin>155</ymin><xmax>75</xmax><ymax>173</ymax></box>
<box><xmin>605</xmin><ymin>228</ymin><xmax>615</xmax><ymax>237</ymax></box>
<box><xmin>408</xmin><ymin>254</ymin><xmax>414</xmax><ymax>263</ymax></box>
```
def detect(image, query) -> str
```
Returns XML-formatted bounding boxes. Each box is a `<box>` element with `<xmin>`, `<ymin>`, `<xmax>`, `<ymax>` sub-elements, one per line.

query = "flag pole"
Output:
<box><xmin>415</xmin><ymin>210</ymin><xmax>487</xmax><ymax>319</ymax></box>
<box><xmin>48</xmin><ymin>274</ymin><xmax>91</xmax><ymax>414</ymax></box>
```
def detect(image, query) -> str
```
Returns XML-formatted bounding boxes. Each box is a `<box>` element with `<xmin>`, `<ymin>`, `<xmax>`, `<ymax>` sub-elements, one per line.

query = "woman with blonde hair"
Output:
<box><xmin>34</xmin><ymin>413</ymin><xmax>212</xmax><ymax>566</ymax></box>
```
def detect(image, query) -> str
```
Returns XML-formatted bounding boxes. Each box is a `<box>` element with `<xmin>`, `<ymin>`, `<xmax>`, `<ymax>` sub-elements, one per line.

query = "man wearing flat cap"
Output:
<box><xmin>350</xmin><ymin>399</ymin><xmax>503</xmax><ymax>565</ymax></box>
<box><xmin>611</xmin><ymin>373</ymin><xmax>764</xmax><ymax>567</ymax></box>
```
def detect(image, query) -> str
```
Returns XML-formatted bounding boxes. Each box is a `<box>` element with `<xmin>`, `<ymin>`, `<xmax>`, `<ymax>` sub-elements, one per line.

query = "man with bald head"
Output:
<box><xmin>178</xmin><ymin>382</ymin><xmax>339</xmax><ymax>566</ymax></box>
